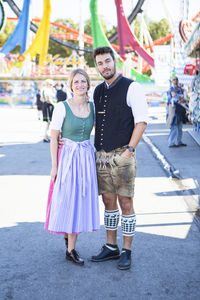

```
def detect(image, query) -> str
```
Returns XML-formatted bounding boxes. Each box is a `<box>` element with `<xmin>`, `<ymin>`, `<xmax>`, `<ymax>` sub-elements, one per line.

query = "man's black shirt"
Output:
<box><xmin>56</xmin><ymin>89</ymin><xmax>67</xmax><ymax>102</ymax></box>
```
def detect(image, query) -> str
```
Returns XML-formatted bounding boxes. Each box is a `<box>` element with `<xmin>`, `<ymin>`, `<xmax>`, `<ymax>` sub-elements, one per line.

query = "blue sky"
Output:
<box><xmin>3</xmin><ymin>0</ymin><xmax>200</xmax><ymax>27</ymax></box>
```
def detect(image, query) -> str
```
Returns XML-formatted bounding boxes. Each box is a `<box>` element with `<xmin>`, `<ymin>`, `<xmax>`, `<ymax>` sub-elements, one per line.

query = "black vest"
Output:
<box><xmin>94</xmin><ymin>76</ymin><xmax>134</xmax><ymax>152</ymax></box>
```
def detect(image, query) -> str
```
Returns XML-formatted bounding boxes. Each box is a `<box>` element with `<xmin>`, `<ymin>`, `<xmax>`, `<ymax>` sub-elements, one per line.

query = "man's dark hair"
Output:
<box><xmin>61</xmin><ymin>83</ymin><xmax>64</xmax><ymax>88</ymax></box>
<box><xmin>93</xmin><ymin>46</ymin><xmax>115</xmax><ymax>62</ymax></box>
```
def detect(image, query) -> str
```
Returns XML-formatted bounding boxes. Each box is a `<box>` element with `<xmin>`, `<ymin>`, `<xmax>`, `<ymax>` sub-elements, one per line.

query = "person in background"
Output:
<box><xmin>167</xmin><ymin>76</ymin><xmax>184</xmax><ymax>104</ymax></box>
<box><xmin>41</xmin><ymin>79</ymin><xmax>55</xmax><ymax>143</ymax></box>
<box><xmin>36</xmin><ymin>89</ymin><xmax>43</xmax><ymax>120</ymax></box>
<box><xmin>167</xmin><ymin>78</ymin><xmax>187</xmax><ymax>147</ymax></box>
<box><xmin>56</xmin><ymin>83</ymin><xmax>67</xmax><ymax>102</ymax></box>
<box><xmin>44</xmin><ymin>69</ymin><xmax>100</xmax><ymax>266</ymax></box>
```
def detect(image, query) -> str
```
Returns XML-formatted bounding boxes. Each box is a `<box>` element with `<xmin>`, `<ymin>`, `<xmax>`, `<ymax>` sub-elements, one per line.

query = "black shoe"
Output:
<box><xmin>178</xmin><ymin>143</ymin><xmax>187</xmax><ymax>147</ymax></box>
<box><xmin>66</xmin><ymin>249</ymin><xmax>84</xmax><ymax>266</ymax></box>
<box><xmin>64</xmin><ymin>237</ymin><xmax>68</xmax><ymax>249</ymax></box>
<box><xmin>169</xmin><ymin>145</ymin><xmax>178</xmax><ymax>148</ymax></box>
<box><xmin>43</xmin><ymin>138</ymin><xmax>50</xmax><ymax>143</ymax></box>
<box><xmin>91</xmin><ymin>245</ymin><xmax>120</xmax><ymax>262</ymax></box>
<box><xmin>118</xmin><ymin>249</ymin><xmax>131</xmax><ymax>270</ymax></box>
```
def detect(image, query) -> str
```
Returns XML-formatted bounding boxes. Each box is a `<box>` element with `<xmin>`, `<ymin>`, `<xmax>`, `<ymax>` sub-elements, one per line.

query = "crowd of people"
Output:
<box><xmin>35</xmin><ymin>80</ymin><xmax>71</xmax><ymax>142</ymax></box>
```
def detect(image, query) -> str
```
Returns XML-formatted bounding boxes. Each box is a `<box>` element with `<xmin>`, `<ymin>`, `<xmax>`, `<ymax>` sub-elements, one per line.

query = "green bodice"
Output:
<box><xmin>61</xmin><ymin>101</ymin><xmax>94</xmax><ymax>142</ymax></box>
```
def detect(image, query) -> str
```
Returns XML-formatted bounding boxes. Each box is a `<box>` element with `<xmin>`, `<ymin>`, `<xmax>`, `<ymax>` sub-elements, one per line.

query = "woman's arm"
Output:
<box><xmin>50</xmin><ymin>129</ymin><xmax>60</xmax><ymax>182</ymax></box>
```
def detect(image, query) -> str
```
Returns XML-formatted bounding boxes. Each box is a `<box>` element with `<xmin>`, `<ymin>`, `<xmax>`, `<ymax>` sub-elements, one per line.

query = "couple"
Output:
<box><xmin>44</xmin><ymin>46</ymin><xmax>148</xmax><ymax>270</ymax></box>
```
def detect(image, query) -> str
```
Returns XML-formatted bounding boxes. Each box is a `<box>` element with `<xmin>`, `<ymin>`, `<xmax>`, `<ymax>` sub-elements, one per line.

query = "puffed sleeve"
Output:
<box><xmin>50</xmin><ymin>102</ymin><xmax>66</xmax><ymax>130</ymax></box>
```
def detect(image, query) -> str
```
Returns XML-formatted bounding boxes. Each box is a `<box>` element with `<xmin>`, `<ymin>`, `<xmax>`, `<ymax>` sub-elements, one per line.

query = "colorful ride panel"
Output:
<box><xmin>0</xmin><ymin>0</ymin><xmax>31</xmax><ymax>54</ymax></box>
<box><xmin>115</xmin><ymin>0</ymin><xmax>154</xmax><ymax>67</ymax></box>
<box><xmin>24</xmin><ymin>0</ymin><xmax>51</xmax><ymax>65</ymax></box>
<box><xmin>90</xmin><ymin>0</ymin><xmax>152</xmax><ymax>82</ymax></box>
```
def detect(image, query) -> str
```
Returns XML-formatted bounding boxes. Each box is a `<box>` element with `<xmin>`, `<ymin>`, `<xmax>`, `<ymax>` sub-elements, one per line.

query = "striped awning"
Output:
<box><xmin>184</xmin><ymin>21</ymin><xmax>200</xmax><ymax>57</ymax></box>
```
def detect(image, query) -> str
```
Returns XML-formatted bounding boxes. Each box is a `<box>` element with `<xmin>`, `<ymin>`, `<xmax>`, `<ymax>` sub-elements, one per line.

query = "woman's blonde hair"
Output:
<box><xmin>68</xmin><ymin>68</ymin><xmax>90</xmax><ymax>93</ymax></box>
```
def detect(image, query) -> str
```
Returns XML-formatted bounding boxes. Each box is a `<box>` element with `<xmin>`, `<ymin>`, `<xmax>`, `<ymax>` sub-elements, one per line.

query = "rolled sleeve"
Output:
<box><xmin>127</xmin><ymin>82</ymin><xmax>148</xmax><ymax>124</ymax></box>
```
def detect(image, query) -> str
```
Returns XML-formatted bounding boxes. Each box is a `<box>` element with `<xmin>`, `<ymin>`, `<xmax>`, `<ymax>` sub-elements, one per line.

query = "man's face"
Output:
<box><xmin>95</xmin><ymin>53</ymin><xmax>116</xmax><ymax>80</ymax></box>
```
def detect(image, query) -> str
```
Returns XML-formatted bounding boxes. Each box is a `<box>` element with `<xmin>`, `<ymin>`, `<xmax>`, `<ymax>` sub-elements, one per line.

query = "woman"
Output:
<box><xmin>167</xmin><ymin>76</ymin><xmax>187</xmax><ymax>147</ymax></box>
<box><xmin>44</xmin><ymin>69</ymin><xmax>100</xmax><ymax>266</ymax></box>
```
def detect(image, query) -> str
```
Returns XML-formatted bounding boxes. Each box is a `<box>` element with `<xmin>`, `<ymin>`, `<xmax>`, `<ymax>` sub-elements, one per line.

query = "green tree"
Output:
<box><xmin>0</xmin><ymin>20</ymin><xmax>21</xmax><ymax>53</ymax></box>
<box><xmin>48</xmin><ymin>18</ymin><xmax>79</xmax><ymax>58</ymax></box>
<box><xmin>84</xmin><ymin>18</ymin><xmax>94</xmax><ymax>67</ymax></box>
<box><xmin>133</xmin><ymin>17</ymin><xmax>171</xmax><ymax>43</ymax></box>
<box><xmin>0</xmin><ymin>20</ymin><xmax>15</xmax><ymax>47</ymax></box>
<box><xmin>147</xmin><ymin>18</ymin><xmax>171</xmax><ymax>42</ymax></box>
<box><xmin>133</xmin><ymin>18</ymin><xmax>141</xmax><ymax>40</ymax></box>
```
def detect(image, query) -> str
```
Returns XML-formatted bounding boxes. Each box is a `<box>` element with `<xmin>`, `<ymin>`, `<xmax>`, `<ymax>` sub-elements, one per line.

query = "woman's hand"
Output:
<box><xmin>51</xmin><ymin>166</ymin><xmax>58</xmax><ymax>182</ymax></box>
<box><xmin>58</xmin><ymin>133</ymin><xmax>65</xmax><ymax>148</ymax></box>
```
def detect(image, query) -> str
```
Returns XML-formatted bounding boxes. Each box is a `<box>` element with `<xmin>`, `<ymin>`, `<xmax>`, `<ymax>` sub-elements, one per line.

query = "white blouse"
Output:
<box><xmin>50</xmin><ymin>82</ymin><xmax>148</xmax><ymax>130</ymax></box>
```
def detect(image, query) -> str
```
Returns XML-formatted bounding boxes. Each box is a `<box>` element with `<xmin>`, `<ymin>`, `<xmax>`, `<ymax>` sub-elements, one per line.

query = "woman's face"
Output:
<box><xmin>172</xmin><ymin>78</ymin><xmax>178</xmax><ymax>87</ymax></box>
<box><xmin>72</xmin><ymin>73</ymin><xmax>88</xmax><ymax>97</ymax></box>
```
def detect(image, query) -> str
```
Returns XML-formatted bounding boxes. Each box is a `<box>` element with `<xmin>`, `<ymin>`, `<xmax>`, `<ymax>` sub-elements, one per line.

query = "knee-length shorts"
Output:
<box><xmin>42</xmin><ymin>102</ymin><xmax>54</xmax><ymax>122</ymax></box>
<box><xmin>95</xmin><ymin>146</ymin><xmax>137</xmax><ymax>198</ymax></box>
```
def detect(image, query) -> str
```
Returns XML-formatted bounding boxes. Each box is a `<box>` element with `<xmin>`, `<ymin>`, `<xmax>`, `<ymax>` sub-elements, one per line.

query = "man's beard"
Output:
<box><xmin>100</xmin><ymin>64</ymin><xmax>116</xmax><ymax>80</ymax></box>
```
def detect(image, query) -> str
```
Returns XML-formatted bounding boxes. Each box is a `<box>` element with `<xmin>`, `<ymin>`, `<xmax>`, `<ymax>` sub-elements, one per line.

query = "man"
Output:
<box><xmin>35</xmin><ymin>89</ymin><xmax>43</xmax><ymax>120</ymax></box>
<box><xmin>41</xmin><ymin>79</ymin><xmax>55</xmax><ymax>142</ymax></box>
<box><xmin>91</xmin><ymin>46</ymin><xmax>148</xmax><ymax>270</ymax></box>
<box><xmin>56</xmin><ymin>83</ymin><xmax>67</xmax><ymax>102</ymax></box>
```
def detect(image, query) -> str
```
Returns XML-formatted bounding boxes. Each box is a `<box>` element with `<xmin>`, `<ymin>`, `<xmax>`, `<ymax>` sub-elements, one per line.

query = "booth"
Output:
<box><xmin>184</xmin><ymin>21</ymin><xmax>200</xmax><ymax>145</ymax></box>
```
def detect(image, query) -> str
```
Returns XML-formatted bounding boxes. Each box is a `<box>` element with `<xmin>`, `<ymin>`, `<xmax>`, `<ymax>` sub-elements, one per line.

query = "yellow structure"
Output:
<box><xmin>24</xmin><ymin>0</ymin><xmax>51</xmax><ymax>65</ymax></box>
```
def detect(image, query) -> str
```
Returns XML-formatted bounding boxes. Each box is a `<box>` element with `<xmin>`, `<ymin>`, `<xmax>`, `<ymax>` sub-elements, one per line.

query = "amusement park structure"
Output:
<box><xmin>0</xmin><ymin>0</ymin><xmax>199</xmax><ymax>82</ymax></box>
<box><xmin>0</xmin><ymin>0</ymin><xmax>155</xmax><ymax>80</ymax></box>
<box><xmin>1</xmin><ymin>0</ymin><xmax>31</xmax><ymax>54</ymax></box>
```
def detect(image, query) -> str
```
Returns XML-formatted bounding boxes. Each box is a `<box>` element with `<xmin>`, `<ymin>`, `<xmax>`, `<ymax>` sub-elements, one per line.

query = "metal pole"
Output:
<box><xmin>79</xmin><ymin>0</ymin><xmax>84</xmax><ymax>66</ymax></box>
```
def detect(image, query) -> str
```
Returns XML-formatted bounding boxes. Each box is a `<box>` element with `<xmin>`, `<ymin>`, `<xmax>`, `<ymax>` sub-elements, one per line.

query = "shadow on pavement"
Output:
<box><xmin>155</xmin><ymin>189</ymin><xmax>200</xmax><ymax>196</ymax></box>
<box><xmin>0</xmin><ymin>222</ymin><xmax>199</xmax><ymax>300</ymax></box>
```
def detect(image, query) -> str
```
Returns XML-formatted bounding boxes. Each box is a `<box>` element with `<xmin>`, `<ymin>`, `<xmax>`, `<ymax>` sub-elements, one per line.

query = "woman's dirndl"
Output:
<box><xmin>44</xmin><ymin>101</ymin><xmax>100</xmax><ymax>234</ymax></box>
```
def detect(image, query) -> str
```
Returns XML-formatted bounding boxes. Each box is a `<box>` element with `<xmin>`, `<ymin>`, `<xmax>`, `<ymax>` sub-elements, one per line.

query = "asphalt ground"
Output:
<box><xmin>0</xmin><ymin>106</ymin><xmax>200</xmax><ymax>300</ymax></box>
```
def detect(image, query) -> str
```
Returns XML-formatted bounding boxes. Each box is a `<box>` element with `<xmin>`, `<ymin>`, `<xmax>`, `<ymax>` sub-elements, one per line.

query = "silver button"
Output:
<box><xmin>101</xmin><ymin>134</ymin><xmax>103</xmax><ymax>136</ymax></box>
<box><xmin>103</xmin><ymin>119</ymin><xmax>105</xmax><ymax>121</ymax></box>
<box><xmin>101</xmin><ymin>138</ymin><xmax>103</xmax><ymax>140</ymax></box>
<box><xmin>105</xmin><ymin>95</ymin><xmax>107</xmax><ymax>97</ymax></box>
<box><xmin>100</xmin><ymin>143</ymin><xmax>102</xmax><ymax>145</ymax></box>
<box><xmin>101</xmin><ymin>129</ymin><xmax>103</xmax><ymax>131</ymax></box>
